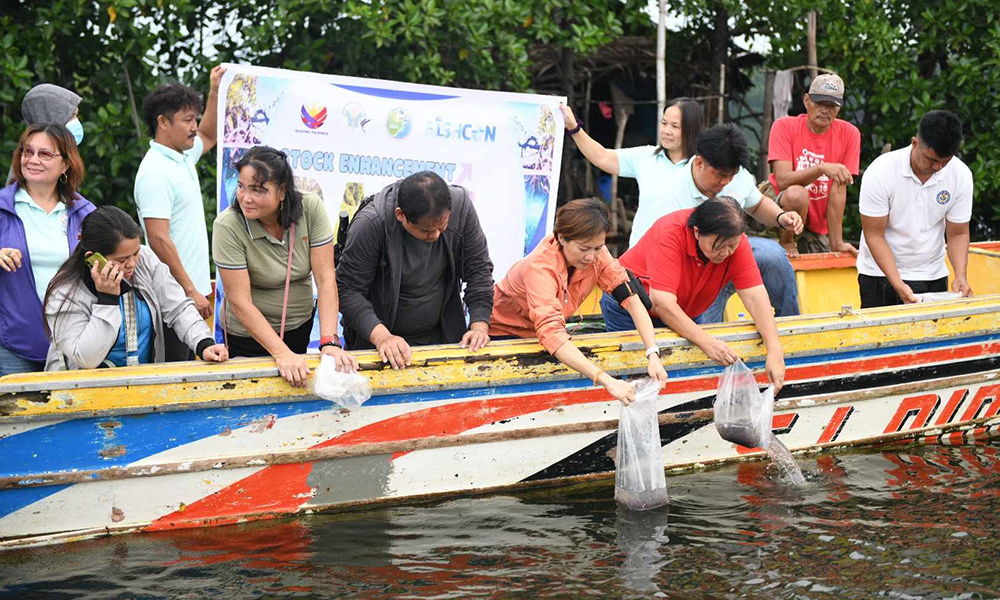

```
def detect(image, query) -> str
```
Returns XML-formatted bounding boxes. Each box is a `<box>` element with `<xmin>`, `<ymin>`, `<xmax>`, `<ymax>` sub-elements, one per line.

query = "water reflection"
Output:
<box><xmin>1</xmin><ymin>442</ymin><xmax>999</xmax><ymax>598</ymax></box>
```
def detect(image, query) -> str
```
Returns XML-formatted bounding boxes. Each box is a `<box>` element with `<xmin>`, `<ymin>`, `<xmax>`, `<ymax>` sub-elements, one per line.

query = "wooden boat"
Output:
<box><xmin>2</xmin><ymin>242</ymin><xmax>999</xmax><ymax>549</ymax></box>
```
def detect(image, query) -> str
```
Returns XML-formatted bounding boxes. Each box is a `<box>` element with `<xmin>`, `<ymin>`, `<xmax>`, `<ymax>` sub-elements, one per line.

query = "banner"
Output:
<box><xmin>214</xmin><ymin>64</ymin><xmax>565</xmax><ymax>345</ymax></box>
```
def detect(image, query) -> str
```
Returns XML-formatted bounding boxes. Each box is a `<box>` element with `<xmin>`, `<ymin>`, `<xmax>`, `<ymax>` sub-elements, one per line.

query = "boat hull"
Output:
<box><xmin>3</xmin><ymin>289</ymin><xmax>1000</xmax><ymax>548</ymax></box>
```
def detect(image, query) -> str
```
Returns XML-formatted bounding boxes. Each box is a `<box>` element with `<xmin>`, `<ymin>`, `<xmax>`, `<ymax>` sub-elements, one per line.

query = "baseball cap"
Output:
<box><xmin>808</xmin><ymin>74</ymin><xmax>844</xmax><ymax>106</ymax></box>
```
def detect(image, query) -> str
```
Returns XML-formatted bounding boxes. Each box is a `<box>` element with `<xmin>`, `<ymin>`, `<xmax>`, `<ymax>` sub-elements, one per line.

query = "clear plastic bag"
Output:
<box><xmin>915</xmin><ymin>291</ymin><xmax>963</xmax><ymax>303</ymax></box>
<box><xmin>311</xmin><ymin>354</ymin><xmax>372</xmax><ymax>408</ymax></box>
<box><xmin>615</xmin><ymin>378</ymin><xmax>670</xmax><ymax>511</ymax></box>
<box><xmin>714</xmin><ymin>359</ymin><xmax>773</xmax><ymax>449</ymax></box>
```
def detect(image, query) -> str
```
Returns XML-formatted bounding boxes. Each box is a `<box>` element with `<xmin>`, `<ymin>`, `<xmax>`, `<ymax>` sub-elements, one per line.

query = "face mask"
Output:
<box><xmin>66</xmin><ymin>118</ymin><xmax>84</xmax><ymax>145</ymax></box>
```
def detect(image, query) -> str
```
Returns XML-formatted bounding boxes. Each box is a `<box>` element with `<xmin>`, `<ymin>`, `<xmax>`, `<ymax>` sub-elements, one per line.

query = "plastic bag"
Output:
<box><xmin>615</xmin><ymin>378</ymin><xmax>670</xmax><ymax>511</ymax></box>
<box><xmin>312</xmin><ymin>354</ymin><xmax>372</xmax><ymax>408</ymax></box>
<box><xmin>915</xmin><ymin>291</ymin><xmax>963</xmax><ymax>303</ymax></box>
<box><xmin>714</xmin><ymin>359</ymin><xmax>773</xmax><ymax>449</ymax></box>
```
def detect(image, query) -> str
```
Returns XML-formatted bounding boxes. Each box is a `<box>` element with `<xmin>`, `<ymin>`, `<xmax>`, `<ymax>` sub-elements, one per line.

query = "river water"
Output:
<box><xmin>2</xmin><ymin>441</ymin><xmax>999</xmax><ymax>599</ymax></box>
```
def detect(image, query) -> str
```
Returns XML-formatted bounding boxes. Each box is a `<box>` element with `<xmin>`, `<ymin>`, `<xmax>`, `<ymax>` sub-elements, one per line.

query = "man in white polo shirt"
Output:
<box><xmin>135</xmin><ymin>65</ymin><xmax>225</xmax><ymax>360</ymax></box>
<box><xmin>856</xmin><ymin>110</ymin><xmax>973</xmax><ymax>308</ymax></box>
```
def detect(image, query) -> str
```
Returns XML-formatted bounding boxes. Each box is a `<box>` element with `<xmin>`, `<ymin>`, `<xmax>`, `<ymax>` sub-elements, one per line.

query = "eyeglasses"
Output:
<box><xmin>21</xmin><ymin>147</ymin><xmax>64</xmax><ymax>162</ymax></box>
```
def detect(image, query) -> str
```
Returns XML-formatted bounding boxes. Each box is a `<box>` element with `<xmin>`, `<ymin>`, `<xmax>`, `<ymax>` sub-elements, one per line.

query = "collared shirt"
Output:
<box><xmin>622</xmin><ymin>151</ymin><xmax>762</xmax><ymax>248</ymax></box>
<box><xmin>490</xmin><ymin>234</ymin><xmax>628</xmax><ymax>354</ymax></box>
<box><xmin>134</xmin><ymin>136</ymin><xmax>211</xmax><ymax>295</ymax></box>
<box><xmin>13</xmin><ymin>188</ymin><xmax>69</xmax><ymax>303</ymax></box>
<box><xmin>857</xmin><ymin>146</ymin><xmax>973</xmax><ymax>280</ymax></box>
<box><xmin>619</xmin><ymin>209</ymin><xmax>763</xmax><ymax>319</ymax></box>
<box><xmin>212</xmin><ymin>192</ymin><xmax>334</xmax><ymax>338</ymax></box>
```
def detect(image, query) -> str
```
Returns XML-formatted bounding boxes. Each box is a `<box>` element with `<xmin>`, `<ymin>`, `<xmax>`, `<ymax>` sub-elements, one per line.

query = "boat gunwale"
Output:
<box><xmin>2</xmin><ymin>295</ymin><xmax>998</xmax><ymax>397</ymax></box>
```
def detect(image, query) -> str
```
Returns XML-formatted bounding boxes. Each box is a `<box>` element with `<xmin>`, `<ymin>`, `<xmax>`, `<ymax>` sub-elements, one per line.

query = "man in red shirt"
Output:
<box><xmin>601</xmin><ymin>197</ymin><xmax>787</xmax><ymax>392</ymax></box>
<box><xmin>765</xmin><ymin>73</ymin><xmax>861</xmax><ymax>257</ymax></box>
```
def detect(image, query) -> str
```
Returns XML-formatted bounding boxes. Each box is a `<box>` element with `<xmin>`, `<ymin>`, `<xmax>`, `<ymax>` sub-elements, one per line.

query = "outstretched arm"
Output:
<box><xmin>559</xmin><ymin>104</ymin><xmax>620</xmax><ymax>175</ymax></box>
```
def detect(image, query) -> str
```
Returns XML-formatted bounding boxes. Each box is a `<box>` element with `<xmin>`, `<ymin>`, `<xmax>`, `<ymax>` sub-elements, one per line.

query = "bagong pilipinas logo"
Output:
<box><xmin>386</xmin><ymin>108</ymin><xmax>412</xmax><ymax>139</ymax></box>
<box><xmin>936</xmin><ymin>190</ymin><xmax>952</xmax><ymax>205</ymax></box>
<box><xmin>300</xmin><ymin>104</ymin><xmax>328</xmax><ymax>130</ymax></box>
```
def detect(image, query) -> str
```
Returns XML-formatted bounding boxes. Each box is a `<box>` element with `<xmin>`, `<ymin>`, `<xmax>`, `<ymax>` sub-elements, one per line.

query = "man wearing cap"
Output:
<box><xmin>763</xmin><ymin>73</ymin><xmax>861</xmax><ymax>257</ymax></box>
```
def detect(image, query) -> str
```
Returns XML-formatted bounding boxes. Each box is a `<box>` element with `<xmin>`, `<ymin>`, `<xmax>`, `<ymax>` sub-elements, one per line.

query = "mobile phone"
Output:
<box><xmin>85</xmin><ymin>252</ymin><xmax>108</xmax><ymax>271</ymax></box>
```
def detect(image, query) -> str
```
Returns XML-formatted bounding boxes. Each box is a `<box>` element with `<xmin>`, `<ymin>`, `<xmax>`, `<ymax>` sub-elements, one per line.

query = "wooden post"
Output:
<box><xmin>584</xmin><ymin>72</ymin><xmax>594</xmax><ymax>194</ymax></box>
<box><xmin>807</xmin><ymin>11</ymin><xmax>818</xmax><ymax>81</ymax></box>
<box><xmin>718</xmin><ymin>63</ymin><xmax>726</xmax><ymax>124</ymax></box>
<box><xmin>656</xmin><ymin>0</ymin><xmax>667</xmax><ymax>137</ymax></box>
<box><xmin>759</xmin><ymin>69</ymin><xmax>775</xmax><ymax>182</ymax></box>
<box><xmin>609</xmin><ymin>83</ymin><xmax>634</xmax><ymax>238</ymax></box>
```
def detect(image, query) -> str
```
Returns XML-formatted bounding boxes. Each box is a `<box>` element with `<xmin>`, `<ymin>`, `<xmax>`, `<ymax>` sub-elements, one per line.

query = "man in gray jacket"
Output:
<box><xmin>337</xmin><ymin>171</ymin><xmax>494</xmax><ymax>369</ymax></box>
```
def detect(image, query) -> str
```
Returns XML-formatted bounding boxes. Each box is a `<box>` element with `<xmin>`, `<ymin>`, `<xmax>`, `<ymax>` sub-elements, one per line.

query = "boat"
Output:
<box><xmin>2</xmin><ymin>242</ymin><xmax>999</xmax><ymax>549</ymax></box>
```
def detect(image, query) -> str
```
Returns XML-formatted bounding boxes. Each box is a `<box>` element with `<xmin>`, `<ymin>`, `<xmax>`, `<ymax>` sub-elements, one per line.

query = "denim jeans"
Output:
<box><xmin>694</xmin><ymin>237</ymin><xmax>799</xmax><ymax>324</ymax></box>
<box><xmin>601</xmin><ymin>292</ymin><xmax>666</xmax><ymax>332</ymax></box>
<box><xmin>0</xmin><ymin>344</ymin><xmax>44</xmax><ymax>377</ymax></box>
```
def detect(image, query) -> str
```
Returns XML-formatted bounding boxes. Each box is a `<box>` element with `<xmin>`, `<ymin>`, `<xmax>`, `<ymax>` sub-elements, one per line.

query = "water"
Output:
<box><xmin>765</xmin><ymin>434</ymin><xmax>808</xmax><ymax>485</ymax></box>
<box><xmin>3</xmin><ymin>441</ymin><xmax>1000</xmax><ymax>599</ymax></box>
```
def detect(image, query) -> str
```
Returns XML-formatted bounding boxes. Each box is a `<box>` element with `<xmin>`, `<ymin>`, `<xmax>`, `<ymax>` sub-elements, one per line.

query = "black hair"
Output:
<box><xmin>687</xmin><ymin>196</ymin><xmax>746</xmax><ymax>248</ymax></box>
<box><xmin>232</xmin><ymin>146</ymin><xmax>303</xmax><ymax>229</ymax></box>
<box><xmin>141</xmin><ymin>83</ymin><xmax>204</xmax><ymax>137</ymax></box>
<box><xmin>43</xmin><ymin>206</ymin><xmax>143</xmax><ymax>335</ymax></box>
<box><xmin>917</xmin><ymin>110</ymin><xmax>963</xmax><ymax>158</ymax></box>
<box><xmin>553</xmin><ymin>197</ymin><xmax>611</xmax><ymax>240</ymax></box>
<box><xmin>695</xmin><ymin>123</ymin><xmax>751</xmax><ymax>173</ymax></box>
<box><xmin>654</xmin><ymin>97</ymin><xmax>704</xmax><ymax>160</ymax></box>
<box><xmin>397</xmin><ymin>171</ymin><xmax>451</xmax><ymax>222</ymax></box>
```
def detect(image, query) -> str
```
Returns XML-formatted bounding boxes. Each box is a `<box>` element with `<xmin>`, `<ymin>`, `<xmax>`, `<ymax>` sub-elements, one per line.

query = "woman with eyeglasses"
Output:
<box><xmin>0</xmin><ymin>123</ymin><xmax>95</xmax><ymax>376</ymax></box>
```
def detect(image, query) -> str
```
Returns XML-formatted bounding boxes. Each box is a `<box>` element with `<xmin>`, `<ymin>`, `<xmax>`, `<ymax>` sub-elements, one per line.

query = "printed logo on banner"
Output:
<box><xmin>936</xmin><ymin>190</ymin><xmax>952</xmax><ymax>206</ymax></box>
<box><xmin>342</xmin><ymin>102</ymin><xmax>370</xmax><ymax>131</ymax></box>
<box><xmin>386</xmin><ymin>108</ymin><xmax>412</xmax><ymax>139</ymax></box>
<box><xmin>425</xmin><ymin>117</ymin><xmax>497</xmax><ymax>143</ymax></box>
<box><xmin>300</xmin><ymin>104</ymin><xmax>328</xmax><ymax>130</ymax></box>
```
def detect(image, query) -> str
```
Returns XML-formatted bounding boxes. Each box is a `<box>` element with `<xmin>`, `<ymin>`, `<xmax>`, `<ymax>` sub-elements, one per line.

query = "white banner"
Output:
<box><xmin>214</xmin><ymin>64</ymin><xmax>565</xmax><ymax>344</ymax></box>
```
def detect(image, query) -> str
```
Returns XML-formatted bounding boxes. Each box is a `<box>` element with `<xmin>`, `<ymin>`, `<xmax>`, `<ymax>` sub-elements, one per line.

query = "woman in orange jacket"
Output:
<box><xmin>490</xmin><ymin>198</ymin><xmax>668</xmax><ymax>404</ymax></box>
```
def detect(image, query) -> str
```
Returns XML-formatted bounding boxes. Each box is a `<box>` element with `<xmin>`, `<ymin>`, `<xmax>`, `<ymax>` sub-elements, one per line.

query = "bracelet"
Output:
<box><xmin>644</xmin><ymin>346</ymin><xmax>660</xmax><ymax>359</ymax></box>
<box><xmin>592</xmin><ymin>369</ymin><xmax>605</xmax><ymax>386</ymax></box>
<box><xmin>776</xmin><ymin>211</ymin><xmax>789</xmax><ymax>230</ymax></box>
<box><xmin>566</xmin><ymin>119</ymin><xmax>583</xmax><ymax>135</ymax></box>
<box><xmin>319</xmin><ymin>334</ymin><xmax>341</xmax><ymax>350</ymax></box>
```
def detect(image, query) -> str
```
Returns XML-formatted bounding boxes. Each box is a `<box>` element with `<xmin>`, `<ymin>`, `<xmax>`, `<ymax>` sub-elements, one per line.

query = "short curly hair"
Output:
<box><xmin>141</xmin><ymin>83</ymin><xmax>203</xmax><ymax>137</ymax></box>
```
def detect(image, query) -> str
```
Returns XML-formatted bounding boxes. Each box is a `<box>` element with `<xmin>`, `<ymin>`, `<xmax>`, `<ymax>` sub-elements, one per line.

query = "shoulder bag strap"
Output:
<box><xmin>279</xmin><ymin>222</ymin><xmax>296</xmax><ymax>339</ymax></box>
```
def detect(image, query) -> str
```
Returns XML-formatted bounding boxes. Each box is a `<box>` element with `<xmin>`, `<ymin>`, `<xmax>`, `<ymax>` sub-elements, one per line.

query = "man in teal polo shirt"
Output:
<box><xmin>134</xmin><ymin>65</ymin><xmax>225</xmax><ymax>360</ymax></box>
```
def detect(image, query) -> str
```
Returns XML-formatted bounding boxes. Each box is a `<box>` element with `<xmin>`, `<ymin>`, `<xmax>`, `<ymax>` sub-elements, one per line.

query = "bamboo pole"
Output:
<box><xmin>759</xmin><ymin>70</ymin><xmax>775</xmax><ymax>182</ymax></box>
<box><xmin>807</xmin><ymin>11</ymin><xmax>818</xmax><ymax>81</ymax></box>
<box><xmin>656</xmin><ymin>0</ymin><xmax>667</xmax><ymax>136</ymax></box>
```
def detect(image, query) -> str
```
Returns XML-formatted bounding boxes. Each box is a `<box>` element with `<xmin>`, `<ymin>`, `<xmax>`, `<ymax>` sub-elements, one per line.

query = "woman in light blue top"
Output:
<box><xmin>559</xmin><ymin>97</ymin><xmax>704</xmax><ymax>180</ymax></box>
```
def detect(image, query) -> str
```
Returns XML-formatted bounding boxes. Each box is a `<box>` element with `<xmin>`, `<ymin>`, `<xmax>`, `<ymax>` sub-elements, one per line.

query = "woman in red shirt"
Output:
<box><xmin>602</xmin><ymin>197</ymin><xmax>787</xmax><ymax>392</ymax></box>
<box><xmin>491</xmin><ymin>198</ymin><xmax>667</xmax><ymax>405</ymax></box>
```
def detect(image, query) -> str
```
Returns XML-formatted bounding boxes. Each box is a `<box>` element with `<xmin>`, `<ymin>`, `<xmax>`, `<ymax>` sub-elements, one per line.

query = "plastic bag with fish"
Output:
<box><xmin>713</xmin><ymin>359</ymin><xmax>773</xmax><ymax>449</ymax></box>
<box><xmin>615</xmin><ymin>378</ymin><xmax>670</xmax><ymax>511</ymax></box>
<box><xmin>312</xmin><ymin>355</ymin><xmax>372</xmax><ymax>408</ymax></box>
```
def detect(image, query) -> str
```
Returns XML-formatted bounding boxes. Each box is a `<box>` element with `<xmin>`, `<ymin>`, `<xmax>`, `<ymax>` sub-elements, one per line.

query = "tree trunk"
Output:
<box><xmin>708</xmin><ymin>2</ymin><xmax>729</xmax><ymax>123</ymax></box>
<box><xmin>656</xmin><ymin>0</ymin><xmax>667</xmax><ymax>134</ymax></box>
<box><xmin>558</xmin><ymin>46</ymin><xmax>576</xmax><ymax>204</ymax></box>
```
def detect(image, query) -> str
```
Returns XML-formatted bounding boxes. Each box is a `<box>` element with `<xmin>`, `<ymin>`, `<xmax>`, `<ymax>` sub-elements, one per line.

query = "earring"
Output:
<box><xmin>59</xmin><ymin>173</ymin><xmax>68</xmax><ymax>184</ymax></box>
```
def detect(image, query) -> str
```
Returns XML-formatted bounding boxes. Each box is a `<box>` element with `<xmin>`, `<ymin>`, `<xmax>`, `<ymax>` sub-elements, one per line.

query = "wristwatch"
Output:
<box><xmin>644</xmin><ymin>346</ymin><xmax>660</xmax><ymax>359</ymax></box>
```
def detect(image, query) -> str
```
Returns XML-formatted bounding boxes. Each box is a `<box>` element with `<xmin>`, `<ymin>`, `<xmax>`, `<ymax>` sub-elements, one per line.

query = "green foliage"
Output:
<box><xmin>768</xmin><ymin>0</ymin><xmax>1000</xmax><ymax>239</ymax></box>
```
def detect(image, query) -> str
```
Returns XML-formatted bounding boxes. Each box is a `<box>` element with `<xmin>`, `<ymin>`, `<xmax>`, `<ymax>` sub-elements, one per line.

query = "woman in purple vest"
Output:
<box><xmin>0</xmin><ymin>123</ymin><xmax>95</xmax><ymax>376</ymax></box>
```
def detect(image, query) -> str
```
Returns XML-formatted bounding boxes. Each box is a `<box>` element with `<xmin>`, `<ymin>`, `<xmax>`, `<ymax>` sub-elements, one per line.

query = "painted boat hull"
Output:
<box><xmin>2</xmin><ymin>250</ymin><xmax>1000</xmax><ymax>548</ymax></box>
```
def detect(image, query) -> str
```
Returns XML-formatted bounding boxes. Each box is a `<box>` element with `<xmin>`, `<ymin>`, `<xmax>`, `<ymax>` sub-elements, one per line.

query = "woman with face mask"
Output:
<box><xmin>489</xmin><ymin>198</ymin><xmax>668</xmax><ymax>405</ymax></box>
<box><xmin>21</xmin><ymin>83</ymin><xmax>85</xmax><ymax>145</ymax></box>
<box><xmin>0</xmin><ymin>123</ymin><xmax>95</xmax><ymax>376</ymax></box>
<box><xmin>43</xmin><ymin>206</ymin><xmax>228</xmax><ymax>370</ymax></box>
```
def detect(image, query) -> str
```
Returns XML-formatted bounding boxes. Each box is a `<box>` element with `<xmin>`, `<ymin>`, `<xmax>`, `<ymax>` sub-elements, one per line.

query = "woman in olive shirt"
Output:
<box><xmin>213</xmin><ymin>146</ymin><xmax>358</xmax><ymax>386</ymax></box>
